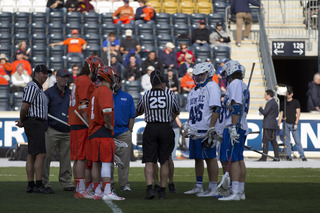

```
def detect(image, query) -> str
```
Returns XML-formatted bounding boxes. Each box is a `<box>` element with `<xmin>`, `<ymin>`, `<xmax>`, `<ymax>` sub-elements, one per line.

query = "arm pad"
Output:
<box><xmin>102</xmin><ymin>108</ymin><xmax>113</xmax><ymax>116</ymax></box>
<box><xmin>211</xmin><ymin>106</ymin><xmax>221</xmax><ymax>114</ymax></box>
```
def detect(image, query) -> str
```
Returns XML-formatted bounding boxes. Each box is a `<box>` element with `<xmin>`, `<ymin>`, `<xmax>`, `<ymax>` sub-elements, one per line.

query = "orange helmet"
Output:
<box><xmin>86</xmin><ymin>56</ymin><xmax>104</xmax><ymax>78</ymax></box>
<box><xmin>96</xmin><ymin>66</ymin><xmax>119</xmax><ymax>89</ymax></box>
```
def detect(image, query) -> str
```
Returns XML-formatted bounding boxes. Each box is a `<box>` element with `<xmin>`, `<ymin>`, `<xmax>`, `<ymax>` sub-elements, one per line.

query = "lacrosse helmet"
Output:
<box><xmin>96</xmin><ymin>66</ymin><xmax>118</xmax><ymax>90</ymax></box>
<box><xmin>220</xmin><ymin>60</ymin><xmax>244</xmax><ymax>81</ymax></box>
<box><xmin>192</xmin><ymin>62</ymin><xmax>216</xmax><ymax>88</ymax></box>
<box><xmin>86</xmin><ymin>56</ymin><xmax>104</xmax><ymax>80</ymax></box>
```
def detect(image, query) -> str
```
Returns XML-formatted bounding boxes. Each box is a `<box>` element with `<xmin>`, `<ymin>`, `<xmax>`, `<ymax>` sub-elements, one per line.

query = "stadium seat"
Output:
<box><xmin>0</xmin><ymin>22</ymin><xmax>12</xmax><ymax>34</ymax></box>
<box><xmin>0</xmin><ymin>32</ymin><xmax>11</xmax><ymax>45</ymax></box>
<box><xmin>49</xmin><ymin>56</ymin><xmax>66</xmax><ymax>70</ymax></box>
<box><xmin>124</xmin><ymin>80</ymin><xmax>141</xmax><ymax>93</ymax></box>
<box><xmin>0</xmin><ymin>92</ymin><xmax>10</xmax><ymax>111</ymax></box>
<box><xmin>174</xmin><ymin>36</ymin><xmax>191</xmax><ymax>47</ymax></box>
<box><xmin>14</xmin><ymin>23</ymin><xmax>30</xmax><ymax>34</ymax></box>
<box><xmin>100</xmin><ymin>12</ymin><xmax>114</xmax><ymax>24</ymax></box>
<box><xmin>208</xmin><ymin>13</ymin><xmax>225</xmax><ymax>25</ymax></box>
<box><xmin>85</xmin><ymin>44</ymin><xmax>101</xmax><ymax>58</ymax></box>
<box><xmin>0</xmin><ymin>12</ymin><xmax>13</xmax><ymax>24</ymax></box>
<box><xmin>172</xmin><ymin>13</ymin><xmax>189</xmax><ymax>25</ymax></box>
<box><xmin>157</xmin><ymin>34</ymin><xmax>175</xmax><ymax>47</ymax></box>
<box><xmin>48</xmin><ymin>22</ymin><xmax>65</xmax><ymax>34</ymax></box>
<box><xmin>96</xmin><ymin>1</ymin><xmax>113</xmax><ymax>13</ymax></box>
<box><xmin>146</xmin><ymin>1</ymin><xmax>161</xmax><ymax>13</ymax></box>
<box><xmin>139</xmin><ymin>34</ymin><xmax>156</xmax><ymax>46</ymax></box>
<box><xmin>48</xmin><ymin>33</ymin><xmax>65</xmax><ymax>44</ymax></box>
<box><xmin>113</xmin><ymin>2</ymin><xmax>123</xmax><ymax>12</ymax></box>
<box><xmin>129</xmin><ymin>91</ymin><xmax>141</xmax><ymax>107</ymax></box>
<box><xmin>157</xmin><ymin>45</ymin><xmax>166</xmax><ymax>56</ymax></box>
<box><xmin>84</xmin><ymin>12</ymin><xmax>99</xmax><ymax>24</ymax></box>
<box><xmin>194</xmin><ymin>45</ymin><xmax>211</xmax><ymax>61</ymax></box>
<box><xmin>0</xmin><ymin>43</ymin><xmax>12</xmax><ymax>58</ymax></box>
<box><xmin>32</xmin><ymin>44</ymin><xmax>47</xmax><ymax>56</ymax></box>
<box><xmin>130</xmin><ymin>1</ymin><xmax>140</xmax><ymax>12</ymax></box>
<box><xmin>173</xmin><ymin>24</ymin><xmax>190</xmax><ymax>37</ymax></box>
<box><xmin>119</xmin><ymin>24</ymin><xmax>135</xmax><ymax>36</ymax></box>
<box><xmin>190</xmin><ymin>13</ymin><xmax>207</xmax><ymax>25</ymax></box>
<box><xmin>140</xmin><ymin>44</ymin><xmax>156</xmax><ymax>58</ymax></box>
<box><xmin>66</xmin><ymin>55</ymin><xmax>83</xmax><ymax>69</ymax></box>
<box><xmin>162</xmin><ymin>1</ymin><xmax>179</xmax><ymax>14</ymax></box>
<box><xmin>66</xmin><ymin>22</ymin><xmax>82</xmax><ymax>35</ymax></box>
<box><xmin>85</xmin><ymin>33</ymin><xmax>101</xmax><ymax>46</ymax></box>
<box><xmin>32</xmin><ymin>33</ymin><xmax>47</xmax><ymax>46</ymax></box>
<box><xmin>155</xmin><ymin>23</ymin><xmax>172</xmax><ymax>35</ymax></box>
<box><xmin>12</xmin><ymin>92</ymin><xmax>24</xmax><ymax>111</ymax></box>
<box><xmin>212</xmin><ymin>45</ymin><xmax>230</xmax><ymax>59</ymax></box>
<box><xmin>32</xmin><ymin>55</ymin><xmax>47</xmax><ymax>67</ymax></box>
<box><xmin>31</xmin><ymin>22</ymin><xmax>46</xmax><ymax>34</ymax></box>
<box><xmin>49</xmin><ymin>45</ymin><xmax>66</xmax><ymax>57</ymax></box>
<box><xmin>66</xmin><ymin>12</ymin><xmax>83</xmax><ymax>24</ymax></box>
<box><xmin>251</xmin><ymin>6</ymin><xmax>260</xmax><ymax>23</ymax></box>
<box><xmin>180</xmin><ymin>2</ymin><xmax>195</xmax><ymax>14</ymax></box>
<box><xmin>213</xmin><ymin>2</ymin><xmax>230</xmax><ymax>14</ymax></box>
<box><xmin>101</xmin><ymin>24</ymin><xmax>118</xmax><ymax>36</ymax></box>
<box><xmin>16</xmin><ymin>0</ymin><xmax>32</xmax><ymax>13</ymax></box>
<box><xmin>83</xmin><ymin>22</ymin><xmax>100</xmax><ymax>34</ymax></box>
<box><xmin>119</xmin><ymin>34</ymin><xmax>136</xmax><ymax>41</ymax></box>
<box><xmin>155</xmin><ymin>13</ymin><xmax>171</xmax><ymax>24</ymax></box>
<box><xmin>137</xmin><ymin>24</ymin><xmax>154</xmax><ymax>36</ymax></box>
<box><xmin>32</xmin><ymin>0</ymin><xmax>47</xmax><ymax>13</ymax></box>
<box><xmin>196</xmin><ymin>1</ymin><xmax>213</xmax><ymax>14</ymax></box>
<box><xmin>49</xmin><ymin>11</ymin><xmax>65</xmax><ymax>23</ymax></box>
<box><xmin>14</xmin><ymin>33</ymin><xmax>30</xmax><ymax>46</ymax></box>
<box><xmin>180</xmin><ymin>93</ymin><xmax>188</xmax><ymax>112</ymax></box>
<box><xmin>0</xmin><ymin>0</ymin><xmax>16</xmax><ymax>13</ymax></box>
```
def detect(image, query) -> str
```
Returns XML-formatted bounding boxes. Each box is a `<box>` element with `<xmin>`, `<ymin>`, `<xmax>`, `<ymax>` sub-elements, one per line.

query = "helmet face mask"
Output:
<box><xmin>220</xmin><ymin>60</ymin><xmax>244</xmax><ymax>80</ymax></box>
<box><xmin>96</xmin><ymin>66</ymin><xmax>118</xmax><ymax>90</ymax></box>
<box><xmin>86</xmin><ymin>56</ymin><xmax>104</xmax><ymax>80</ymax></box>
<box><xmin>192</xmin><ymin>62</ymin><xmax>215</xmax><ymax>87</ymax></box>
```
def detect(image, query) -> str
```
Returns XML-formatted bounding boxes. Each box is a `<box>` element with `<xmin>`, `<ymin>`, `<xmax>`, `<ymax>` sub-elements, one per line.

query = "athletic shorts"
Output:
<box><xmin>86</xmin><ymin>160</ymin><xmax>93</xmax><ymax>169</ymax></box>
<box><xmin>220</xmin><ymin>128</ymin><xmax>246</xmax><ymax>162</ymax></box>
<box><xmin>89</xmin><ymin>137</ymin><xmax>115</xmax><ymax>163</ymax></box>
<box><xmin>189</xmin><ymin>130</ymin><xmax>217</xmax><ymax>159</ymax></box>
<box><xmin>142</xmin><ymin>123</ymin><xmax>174</xmax><ymax>164</ymax></box>
<box><xmin>70</xmin><ymin>128</ymin><xmax>88</xmax><ymax>161</ymax></box>
<box><xmin>24</xmin><ymin>118</ymin><xmax>46</xmax><ymax>156</ymax></box>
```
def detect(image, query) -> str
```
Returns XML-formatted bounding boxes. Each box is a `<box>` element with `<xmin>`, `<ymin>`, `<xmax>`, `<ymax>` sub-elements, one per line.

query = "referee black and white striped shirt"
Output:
<box><xmin>23</xmin><ymin>80</ymin><xmax>48</xmax><ymax>120</ymax></box>
<box><xmin>136</xmin><ymin>87</ymin><xmax>179</xmax><ymax>123</ymax></box>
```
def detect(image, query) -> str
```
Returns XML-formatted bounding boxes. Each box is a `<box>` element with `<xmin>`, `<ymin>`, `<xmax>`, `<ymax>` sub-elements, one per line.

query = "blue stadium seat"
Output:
<box><xmin>174</xmin><ymin>36</ymin><xmax>191</xmax><ymax>48</ymax></box>
<box><xmin>101</xmin><ymin>24</ymin><xmax>118</xmax><ymax>36</ymax></box>
<box><xmin>49</xmin><ymin>11</ymin><xmax>65</xmax><ymax>23</ymax></box>
<box><xmin>32</xmin><ymin>33</ymin><xmax>47</xmax><ymax>46</ymax></box>
<box><xmin>194</xmin><ymin>45</ymin><xmax>212</xmax><ymax>61</ymax></box>
<box><xmin>0</xmin><ymin>12</ymin><xmax>13</xmax><ymax>24</ymax></box>
<box><xmin>32</xmin><ymin>55</ymin><xmax>47</xmax><ymax>67</ymax></box>
<box><xmin>85</xmin><ymin>33</ymin><xmax>101</xmax><ymax>45</ymax></box>
<box><xmin>173</xmin><ymin>24</ymin><xmax>190</xmax><ymax>37</ymax></box>
<box><xmin>49</xmin><ymin>45</ymin><xmax>66</xmax><ymax>57</ymax></box>
<box><xmin>140</xmin><ymin>44</ymin><xmax>156</xmax><ymax>58</ymax></box>
<box><xmin>14</xmin><ymin>12</ymin><xmax>30</xmax><ymax>24</ymax></box>
<box><xmin>49</xmin><ymin>56</ymin><xmax>66</xmax><ymax>70</ymax></box>
<box><xmin>119</xmin><ymin>24</ymin><xmax>135</xmax><ymax>36</ymax></box>
<box><xmin>139</xmin><ymin>34</ymin><xmax>156</xmax><ymax>46</ymax></box>
<box><xmin>31</xmin><ymin>22</ymin><xmax>46</xmax><ymax>34</ymax></box>
<box><xmin>48</xmin><ymin>22</ymin><xmax>65</xmax><ymax>34</ymax></box>
<box><xmin>128</xmin><ymin>91</ymin><xmax>141</xmax><ymax>107</ymax></box>
<box><xmin>172</xmin><ymin>13</ymin><xmax>189</xmax><ymax>25</ymax></box>
<box><xmin>85</xmin><ymin>44</ymin><xmax>101</xmax><ymax>57</ymax></box>
<box><xmin>119</xmin><ymin>34</ymin><xmax>136</xmax><ymax>41</ymax></box>
<box><xmin>14</xmin><ymin>23</ymin><xmax>29</xmax><ymax>34</ymax></box>
<box><xmin>66</xmin><ymin>55</ymin><xmax>83</xmax><ymax>69</ymax></box>
<box><xmin>137</xmin><ymin>24</ymin><xmax>154</xmax><ymax>36</ymax></box>
<box><xmin>12</xmin><ymin>92</ymin><xmax>24</xmax><ymax>111</ymax></box>
<box><xmin>157</xmin><ymin>34</ymin><xmax>174</xmax><ymax>47</ymax></box>
<box><xmin>214</xmin><ymin>2</ymin><xmax>230</xmax><ymax>14</ymax></box>
<box><xmin>212</xmin><ymin>45</ymin><xmax>230</xmax><ymax>59</ymax></box>
<box><xmin>0</xmin><ymin>32</ymin><xmax>11</xmax><ymax>45</ymax></box>
<box><xmin>190</xmin><ymin>13</ymin><xmax>207</xmax><ymax>25</ymax></box>
<box><xmin>155</xmin><ymin>23</ymin><xmax>172</xmax><ymax>35</ymax></box>
<box><xmin>0</xmin><ymin>92</ymin><xmax>10</xmax><ymax>111</ymax></box>
<box><xmin>48</xmin><ymin>33</ymin><xmax>65</xmax><ymax>44</ymax></box>
<box><xmin>0</xmin><ymin>22</ymin><xmax>12</xmax><ymax>34</ymax></box>
<box><xmin>157</xmin><ymin>45</ymin><xmax>166</xmax><ymax>56</ymax></box>
<box><xmin>83</xmin><ymin>22</ymin><xmax>100</xmax><ymax>34</ymax></box>
<box><xmin>124</xmin><ymin>80</ymin><xmax>141</xmax><ymax>93</ymax></box>
<box><xmin>101</xmin><ymin>13</ymin><xmax>114</xmax><ymax>25</ymax></box>
<box><xmin>14</xmin><ymin>33</ymin><xmax>30</xmax><ymax>46</ymax></box>
<box><xmin>84</xmin><ymin>12</ymin><xmax>99</xmax><ymax>24</ymax></box>
<box><xmin>66</xmin><ymin>12</ymin><xmax>83</xmax><ymax>24</ymax></box>
<box><xmin>155</xmin><ymin>13</ymin><xmax>171</xmax><ymax>24</ymax></box>
<box><xmin>0</xmin><ymin>43</ymin><xmax>12</xmax><ymax>58</ymax></box>
<box><xmin>32</xmin><ymin>12</ymin><xmax>47</xmax><ymax>24</ymax></box>
<box><xmin>251</xmin><ymin>7</ymin><xmax>260</xmax><ymax>23</ymax></box>
<box><xmin>208</xmin><ymin>13</ymin><xmax>225</xmax><ymax>25</ymax></box>
<box><xmin>66</xmin><ymin>22</ymin><xmax>82</xmax><ymax>35</ymax></box>
<box><xmin>32</xmin><ymin>44</ymin><xmax>47</xmax><ymax>57</ymax></box>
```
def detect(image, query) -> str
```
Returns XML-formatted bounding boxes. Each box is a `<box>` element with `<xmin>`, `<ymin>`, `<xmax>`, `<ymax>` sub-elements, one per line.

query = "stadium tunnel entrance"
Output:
<box><xmin>273</xmin><ymin>57</ymin><xmax>318</xmax><ymax>112</ymax></box>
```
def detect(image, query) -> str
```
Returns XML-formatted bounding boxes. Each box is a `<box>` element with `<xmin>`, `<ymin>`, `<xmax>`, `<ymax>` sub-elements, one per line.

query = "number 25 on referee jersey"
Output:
<box><xmin>150</xmin><ymin>97</ymin><xmax>166</xmax><ymax>109</ymax></box>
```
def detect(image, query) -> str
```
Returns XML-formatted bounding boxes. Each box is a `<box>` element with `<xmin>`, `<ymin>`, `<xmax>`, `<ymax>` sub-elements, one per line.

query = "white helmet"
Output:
<box><xmin>193</xmin><ymin>62</ymin><xmax>216</xmax><ymax>87</ymax></box>
<box><xmin>240</xmin><ymin>64</ymin><xmax>246</xmax><ymax>79</ymax></box>
<box><xmin>221</xmin><ymin>60</ymin><xmax>244</xmax><ymax>79</ymax></box>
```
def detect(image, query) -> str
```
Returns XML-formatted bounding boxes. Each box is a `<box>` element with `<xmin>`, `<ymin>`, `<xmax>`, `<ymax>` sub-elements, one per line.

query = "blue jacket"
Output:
<box><xmin>113</xmin><ymin>88</ymin><xmax>135</xmax><ymax>137</ymax></box>
<box><xmin>231</xmin><ymin>0</ymin><xmax>261</xmax><ymax>14</ymax></box>
<box><xmin>159</xmin><ymin>50</ymin><xmax>178</xmax><ymax>69</ymax></box>
<box><xmin>45</xmin><ymin>83</ymin><xmax>71</xmax><ymax>133</ymax></box>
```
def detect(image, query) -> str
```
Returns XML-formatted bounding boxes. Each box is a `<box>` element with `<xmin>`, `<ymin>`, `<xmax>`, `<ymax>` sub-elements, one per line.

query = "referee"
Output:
<box><xmin>136</xmin><ymin>70</ymin><xmax>180</xmax><ymax>200</ymax></box>
<box><xmin>16</xmin><ymin>64</ymin><xmax>54</xmax><ymax>194</ymax></box>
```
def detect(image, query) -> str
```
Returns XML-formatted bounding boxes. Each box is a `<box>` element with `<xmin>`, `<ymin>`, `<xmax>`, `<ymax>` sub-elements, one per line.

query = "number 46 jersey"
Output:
<box><xmin>186</xmin><ymin>81</ymin><xmax>221</xmax><ymax>131</ymax></box>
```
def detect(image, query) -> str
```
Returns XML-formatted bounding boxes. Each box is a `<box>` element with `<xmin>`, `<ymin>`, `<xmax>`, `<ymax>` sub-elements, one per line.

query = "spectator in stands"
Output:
<box><xmin>49</xmin><ymin>29</ymin><xmax>87</xmax><ymax>61</ymax></box>
<box><xmin>231</xmin><ymin>0</ymin><xmax>262</xmax><ymax>47</ymax></box>
<box><xmin>72</xmin><ymin>64</ymin><xmax>79</xmax><ymax>80</ymax></box>
<box><xmin>141</xmin><ymin>51</ymin><xmax>163</xmax><ymax>75</ymax></box>
<box><xmin>43</xmin><ymin>69</ymin><xmax>57</xmax><ymax>91</ymax></box>
<box><xmin>180</xmin><ymin>68</ymin><xmax>195</xmax><ymax>93</ymax></box>
<box><xmin>12</xmin><ymin>50</ymin><xmax>32</xmax><ymax>76</ymax></box>
<box><xmin>135</xmin><ymin>0</ymin><xmax>155</xmax><ymax>25</ymax></box>
<box><xmin>65</xmin><ymin>0</ymin><xmax>78</xmax><ymax>12</ymax></box>
<box><xmin>165</xmin><ymin>68</ymin><xmax>179</xmax><ymax>95</ymax></box>
<box><xmin>125</xmin><ymin>55</ymin><xmax>141</xmax><ymax>81</ymax></box>
<box><xmin>176</xmin><ymin>43</ymin><xmax>195</xmax><ymax>67</ymax></box>
<box><xmin>0</xmin><ymin>53</ymin><xmax>12</xmax><ymax>75</ymax></box>
<box><xmin>141</xmin><ymin>65</ymin><xmax>154</xmax><ymax>92</ymax></box>
<box><xmin>111</xmin><ymin>56</ymin><xmax>124</xmax><ymax>78</ymax></box>
<box><xmin>159</xmin><ymin>42</ymin><xmax>178</xmax><ymax>71</ymax></box>
<box><xmin>120</xmin><ymin>29</ymin><xmax>141</xmax><ymax>61</ymax></box>
<box><xmin>77</xmin><ymin>0</ymin><xmax>94</xmax><ymax>13</ymax></box>
<box><xmin>306</xmin><ymin>73</ymin><xmax>320</xmax><ymax>112</ymax></box>
<box><xmin>10</xmin><ymin>64</ymin><xmax>32</xmax><ymax>93</ymax></box>
<box><xmin>216</xmin><ymin>58</ymin><xmax>229</xmax><ymax>92</ymax></box>
<box><xmin>178</xmin><ymin>53</ymin><xmax>195</xmax><ymax>78</ymax></box>
<box><xmin>209</xmin><ymin>21</ymin><xmax>231</xmax><ymax>47</ymax></box>
<box><xmin>17</xmin><ymin>41</ymin><xmax>31</xmax><ymax>61</ymax></box>
<box><xmin>102</xmin><ymin>32</ymin><xmax>120</xmax><ymax>52</ymax></box>
<box><xmin>112</xmin><ymin>0</ymin><xmax>135</xmax><ymax>25</ymax></box>
<box><xmin>0</xmin><ymin>54</ymin><xmax>10</xmax><ymax>85</ymax></box>
<box><xmin>47</xmin><ymin>0</ymin><xmax>67</xmax><ymax>13</ymax></box>
<box><xmin>191</xmin><ymin>20</ymin><xmax>210</xmax><ymax>47</ymax></box>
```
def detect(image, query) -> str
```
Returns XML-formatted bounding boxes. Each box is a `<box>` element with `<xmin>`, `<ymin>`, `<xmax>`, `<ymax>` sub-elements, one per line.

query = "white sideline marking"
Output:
<box><xmin>103</xmin><ymin>200</ymin><xmax>123</xmax><ymax>213</ymax></box>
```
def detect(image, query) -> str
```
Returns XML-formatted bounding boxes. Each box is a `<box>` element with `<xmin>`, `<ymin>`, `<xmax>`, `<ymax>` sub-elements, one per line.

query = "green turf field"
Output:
<box><xmin>1</xmin><ymin>167</ymin><xmax>320</xmax><ymax>213</ymax></box>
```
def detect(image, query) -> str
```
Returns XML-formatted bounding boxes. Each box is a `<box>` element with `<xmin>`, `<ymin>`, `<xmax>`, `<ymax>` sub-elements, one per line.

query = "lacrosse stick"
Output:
<box><xmin>114</xmin><ymin>155</ymin><xmax>124</xmax><ymax>169</ymax></box>
<box><xmin>217</xmin><ymin>62</ymin><xmax>255</xmax><ymax>195</ymax></box>
<box><xmin>74</xmin><ymin>109</ymin><xmax>89</xmax><ymax>127</ymax></box>
<box><xmin>48</xmin><ymin>114</ymin><xmax>70</xmax><ymax>127</ymax></box>
<box><xmin>244</xmin><ymin>145</ymin><xmax>280</xmax><ymax>161</ymax></box>
<box><xmin>114</xmin><ymin>139</ymin><xmax>128</xmax><ymax>148</ymax></box>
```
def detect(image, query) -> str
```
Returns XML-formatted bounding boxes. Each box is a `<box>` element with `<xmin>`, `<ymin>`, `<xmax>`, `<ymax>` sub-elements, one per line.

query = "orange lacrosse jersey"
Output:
<box><xmin>88</xmin><ymin>85</ymin><xmax>114</xmax><ymax>139</ymax></box>
<box><xmin>63</xmin><ymin>37</ymin><xmax>87</xmax><ymax>53</ymax></box>
<box><xmin>68</xmin><ymin>75</ymin><xmax>95</xmax><ymax>127</ymax></box>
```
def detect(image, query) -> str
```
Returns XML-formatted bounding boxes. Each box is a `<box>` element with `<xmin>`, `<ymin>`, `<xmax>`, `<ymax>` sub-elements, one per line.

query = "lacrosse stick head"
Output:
<box><xmin>217</xmin><ymin>172</ymin><xmax>231</xmax><ymax>196</ymax></box>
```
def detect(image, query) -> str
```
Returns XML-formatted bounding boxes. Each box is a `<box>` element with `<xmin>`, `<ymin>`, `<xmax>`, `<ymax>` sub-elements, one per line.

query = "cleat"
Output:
<box><xmin>153</xmin><ymin>184</ymin><xmax>161</xmax><ymax>192</ymax></box>
<box><xmin>145</xmin><ymin>188</ymin><xmax>155</xmax><ymax>199</ymax></box>
<box><xmin>158</xmin><ymin>189</ymin><xmax>166</xmax><ymax>200</ymax></box>
<box><xmin>26</xmin><ymin>186</ymin><xmax>34</xmax><ymax>193</ymax></box>
<box><xmin>184</xmin><ymin>185</ymin><xmax>203</xmax><ymax>195</ymax></box>
<box><xmin>218</xmin><ymin>193</ymin><xmax>240</xmax><ymax>201</ymax></box>
<box><xmin>239</xmin><ymin>192</ymin><xmax>246</xmax><ymax>200</ymax></box>
<box><xmin>168</xmin><ymin>183</ymin><xmax>177</xmax><ymax>193</ymax></box>
<box><xmin>74</xmin><ymin>191</ymin><xmax>83</xmax><ymax>199</ymax></box>
<box><xmin>197</xmin><ymin>188</ymin><xmax>219</xmax><ymax>197</ymax></box>
<box><xmin>103</xmin><ymin>192</ymin><xmax>125</xmax><ymax>201</ymax></box>
<box><xmin>122</xmin><ymin>186</ymin><xmax>132</xmax><ymax>191</ymax></box>
<box><xmin>33</xmin><ymin>186</ymin><xmax>55</xmax><ymax>194</ymax></box>
<box><xmin>63</xmin><ymin>187</ymin><xmax>75</xmax><ymax>191</ymax></box>
<box><xmin>81</xmin><ymin>191</ymin><xmax>94</xmax><ymax>199</ymax></box>
<box><xmin>93</xmin><ymin>192</ymin><xmax>103</xmax><ymax>200</ymax></box>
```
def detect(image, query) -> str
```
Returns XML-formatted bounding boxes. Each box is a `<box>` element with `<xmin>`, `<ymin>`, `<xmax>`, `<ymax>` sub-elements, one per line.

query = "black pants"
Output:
<box><xmin>261</xmin><ymin>128</ymin><xmax>279</xmax><ymax>160</ymax></box>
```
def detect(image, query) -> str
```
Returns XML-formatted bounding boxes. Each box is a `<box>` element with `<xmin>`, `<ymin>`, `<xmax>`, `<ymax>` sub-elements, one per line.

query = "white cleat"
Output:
<box><xmin>239</xmin><ymin>192</ymin><xmax>246</xmax><ymax>200</ymax></box>
<box><xmin>184</xmin><ymin>185</ymin><xmax>203</xmax><ymax>195</ymax></box>
<box><xmin>103</xmin><ymin>192</ymin><xmax>125</xmax><ymax>201</ymax></box>
<box><xmin>218</xmin><ymin>193</ymin><xmax>240</xmax><ymax>201</ymax></box>
<box><xmin>81</xmin><ymin>191</ymin><xmax>94</xmax><ymax>199</ymax></box>
<box><xmin>197</xmin><ymin>189</ymin><xmax>220</xmax><ymax>197</ymax></box>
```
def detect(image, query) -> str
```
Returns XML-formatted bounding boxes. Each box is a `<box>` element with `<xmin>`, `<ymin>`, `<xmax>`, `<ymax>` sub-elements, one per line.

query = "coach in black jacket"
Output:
<box><xmin>258</xmin><ymin>90</ymin><xmax>279</xmax><ymax>161</ymax></box>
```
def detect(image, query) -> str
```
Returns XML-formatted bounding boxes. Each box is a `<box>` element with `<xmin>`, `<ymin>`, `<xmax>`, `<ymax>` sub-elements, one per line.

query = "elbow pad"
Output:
<box><xmin>211</xmin><ymin>106</ymin><xmax>221</xmax><ymax>114</ymax></box>
<box><xmin>231</xmin><ymin>104</ymin><xmax>242</xmax><ymax>116</ymax></box>
<box><xmin>102</xmin><ymin>108</ymin><xmax>113</xmax><ymax>116</ymax></box>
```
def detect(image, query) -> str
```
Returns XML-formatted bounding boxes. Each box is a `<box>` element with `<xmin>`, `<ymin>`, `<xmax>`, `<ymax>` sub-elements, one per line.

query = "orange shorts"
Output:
<box><xmin>89</xmin><ymin>137</ymin><xmax>115</xmax><ymax>163</ymax></box>
<box><xmin>70</xmin><ymin>129</ymin><xmax>88</xmax><ymax>161</ymax></box>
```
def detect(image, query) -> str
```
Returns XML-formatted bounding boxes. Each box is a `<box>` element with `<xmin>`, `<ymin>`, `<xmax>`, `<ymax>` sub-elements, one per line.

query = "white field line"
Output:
<box><xmin>103</xmin><ymin>200</ymin><xmax>123</xmax><ymax>213</ymax></box>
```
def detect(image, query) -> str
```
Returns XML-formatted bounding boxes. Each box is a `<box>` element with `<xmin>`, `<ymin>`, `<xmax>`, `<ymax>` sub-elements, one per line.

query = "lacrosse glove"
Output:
<box><xmin>228</xmin><ymin>125</ymin><xmax>239</xmax><ymax>145</ymax></box>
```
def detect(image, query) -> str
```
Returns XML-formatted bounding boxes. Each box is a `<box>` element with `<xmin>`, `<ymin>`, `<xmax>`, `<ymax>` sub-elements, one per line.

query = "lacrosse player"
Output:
<box><xmin>218</xmin><ymin>60</ymin><xmax>249</xmax><ymax>201</ymax></box>
<box><xmin>183</xmin><ymin>62</ymin><xmax>221</xmax><ymax>197</ymax></box>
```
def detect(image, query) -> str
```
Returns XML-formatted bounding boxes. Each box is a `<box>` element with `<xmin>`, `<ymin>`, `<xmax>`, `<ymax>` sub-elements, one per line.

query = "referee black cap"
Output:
<box><xmin>150</xmin><ymin>70</ymin><xmax>166</xmax><ymax>86</ymax></box>
<box><xmin>34</xmin><ymin>64</ymin><xmax>52</xmax><ymax>74</ymax></box>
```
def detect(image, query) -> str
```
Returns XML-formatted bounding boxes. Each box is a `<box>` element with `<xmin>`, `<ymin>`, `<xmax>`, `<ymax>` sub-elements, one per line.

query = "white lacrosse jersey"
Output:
<box><xmin>222</xmin><ymin>79</ymin><xmax>250</xmax><ymax>135</ymax></box>
<box><xmin>186</xmin><ymin>81</ymin><xmax>221</xmax><ymax>131</ymax></box>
